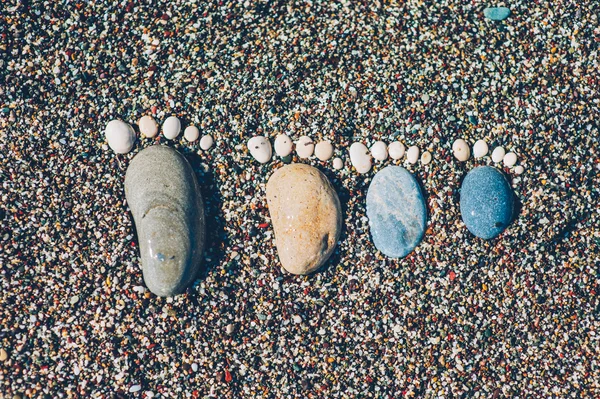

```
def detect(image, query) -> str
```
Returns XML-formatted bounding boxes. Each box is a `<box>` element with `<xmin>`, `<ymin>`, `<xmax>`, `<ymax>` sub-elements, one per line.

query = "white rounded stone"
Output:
<box><xmin>200</xmin><ymin>135</ymin><xmax>214</xmax><ymax>150</ymax></box>
<box><xmin>370</xmin><ymin>141</ymin><xmax>388</xmax><ymax>161</ymax></box>
<box><xmin>388</xmin><ymin>141</ymin><xmax>405</xmax><ymax>160</ymax></box>
<box><xmin>162</xmin><ymin>116</ymin><xmax>181</xmax><ymax>139</ymax></box>
<box><xmin>332</xmin><ymin>157</ymin><xmax>343</xmax><ymax>170</ymax></box>
<box><xmin>473</xmin><ymin>139</ymin><xmax>489</xmax><ymax>158</ymax></box>
<box><xmin>503</xmin><ymin>152</ymin><xmax>517</xmax><ymax>167</ymax></box>
<box><xmin>274</xmin><ymin>134</ymin><xmax>293</xmax><ymax>157</ymax></box>
<box><xmin>421</xmin><ymin>151</ymin><xmax>432</xmax><ymax>165</ymax></box>
<box><xmin>296</xmin><ymin>136</ymin><xmax>315</xmax><ymax>158</ymax></box>
<box><xmin>248</xmin><ymin>136</ymin><xmax>272</xmax><ymax>164</ymax></box>
<box><xmin>452</xmin><ymin>139</ymin><xmax>470</xmax><ymax>161</ymax></box>
<box><xmin>349</xmin><ymin>142</ymin><xmax>372</xmax><ymax>174</ymax></box>
<box><xmin>406</xmin><ymin>146</ymin><xmax>419</xmax><ymax>164</ymax></box>
<box><xmin>184</xmin><ymin>126</ymin><xmax>200</xmax><ymax>142</ymax></box>
<box><xmin>514</xmin><ymin>165</ymin><xmax>524</xmax><ymax>175</ymax></box>
<box><xmin>491</xmin><ymin>146</ymin><xmax>506</xmax><ymax>163</ymax></box>
<box><xmin>138</xmin><ymin>115</ymin><xmax>158</xmax><ymax>138</ymax></box>
<box><xmin>105</xmin><ymin>119</ymin><xmax>136</xmax><ymax>154</ymax></box>
<box><xmin>315</xmin><ymin>141</ymin><xmax>334</xmax><ymax>161</ymax></box>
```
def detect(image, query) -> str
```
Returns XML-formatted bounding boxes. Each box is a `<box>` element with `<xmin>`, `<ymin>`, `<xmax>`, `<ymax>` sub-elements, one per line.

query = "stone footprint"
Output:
<box><xmin>125</xmin><ymin>145</ymin><xmax>205</xmax><ymax>296</ymax></box>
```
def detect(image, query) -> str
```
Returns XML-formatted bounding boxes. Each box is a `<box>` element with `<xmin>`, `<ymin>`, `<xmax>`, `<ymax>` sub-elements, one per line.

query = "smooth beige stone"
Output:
<box><xmin>452</xmin><ymin>139</ymin><xmax>470</xmax><ymax>161</ymax></box>
<box><xmin>139</xmin><ymin>115</ymin><xmax>159</xmax><ymax>138</ymax></box>
<box><xmin>266</xmin><ymin>164</ymin><xmax>342</xmax><ymax>275</ymax></box>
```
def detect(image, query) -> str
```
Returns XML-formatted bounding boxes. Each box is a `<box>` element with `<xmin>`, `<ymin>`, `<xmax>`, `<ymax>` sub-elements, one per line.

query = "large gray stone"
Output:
<box><xmin>125</xmin><ymin>145</ymin><xmax>205</xmax><ymax>296</ymax></box>
<box><xmin>266</xmin><ymin>164</ymin><xmax>342</xmax><ymax>275</ymax></box>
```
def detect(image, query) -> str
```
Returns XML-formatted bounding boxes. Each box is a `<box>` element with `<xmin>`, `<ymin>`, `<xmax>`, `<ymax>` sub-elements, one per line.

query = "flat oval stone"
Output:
<box><xmin>138</xmin><ymin>115</ymin><xmax>159</xmax><ymax>138</ymax></box>
<box><xmin>406</xmin><ymin>146</ymin><xmax>419</xmax><ymax>164</ymax></box>
<box><xmin>366</xmin><ymin>166</ymin><xmax>427</xmax><ymax>258</ymax></box>
<box><xmin>105</xmin><ymin>120</ymin><xmax>136</xmax><ymax>154</ymax></box>
<box><xmin>184</xmin><ymin>126</ymin><xmax>200</xmax><ymax>142</ymax></box>
<box><xmin>460</xmin><ymin>166</ymin><xmax>514</xmax><ymax>240</ymax></box>
<box><xmin>491</xmin><ymin>146</ymin><xmax>505</xmax><ymax>163</ymax></box>
<box><xmin>388</xmin><ymin>141</ymin><xmax>405</xmax><ymax>160</ymax></box>
<box><xmin>274</xmin><ymin>134</ymin><xmax>293</xmax><ymax>157</ymax></box>
<box><xmin>314</xmin><ymin>141</ymin><xmax>334</xmax><ymax>161</ymax></box>
<box><xmin>162</xmin><ymin>116</ymin><xmax>181</xmax><ymax>139</ymax></box>
<box><xmin>370</xmin><ymin>141</ymin><xmax>388</xmax><ymax>161</ymax></box>
<box><xmin>296</xmin><ymin>136</ymin><xmax>315</xmax><ymax>158</ymax></box>
<box><xmin>125</xmin><ymin>146</ymin><xmax>205</xmax><ymax>296</ymax></box>
<box><xmin>332</xmin><ymin>157</ymin><xmax>343</xmax><ymax>170</ymax></box>
<box><xmin>349</xmin><ymin>142</ymin><xmax>372</xmax><ymax>173</ymax></box>
<box><xmin>484</xmin><ymin>7</ymin><xmax>510</xmax><ymax>21</ymax></box>
<box><xmin>248</xmin><ymin>136</ymin><xmax>272</xmax><ymax>163</ymax></box>
<box><xmin>452</xmin><ymin>139</ymin><xmax>470</xmax><ymax>161</ymax></box>
<box><xmin>200</xmin><ymin>134</ymin><xmax>214</xmax><ymax>150</ymax></box>
<box><xmin>266</xmin><ymin>164</ymin><xmax>342</xmax><ymax>275</ymax></box>
<box><xmin>473</xmin><ymin>139</ymin><xmax>489</xmax><ymax>158</ymax></box>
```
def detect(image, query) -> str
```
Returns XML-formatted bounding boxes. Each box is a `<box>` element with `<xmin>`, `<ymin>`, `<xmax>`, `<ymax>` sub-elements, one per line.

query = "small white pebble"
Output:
<box><xmin>388</xmin><ymin>141</ymin><xmax>405</xmax><ymax>160</ymax></box>
<box><xmin>491</xmin><ymin>146</ymin><xmax>505</xmax><ymax>163</ymax></box>
<box><xmin>274</xmin><ymin>134</ymin><xmax>293</xmax><ymax>157</ymax></box>
<box><xmin>314</xmin><ymin>141</ymin><xmax>334</xmax><ymax>161</ymax></box>
<box><xmin>191</xmin><ymin>363</ymin><xmax>198</xmax><ymax>372</ymax></box>
<box><xmin>406</xmin><ymin>146</ymin><xmax>419</xmax><ymax>164</ymax></box>
<box><xmin>421</xmin><ymin>151</ymin><xmax>432</xmax><ymax>165</ymax></box>
<box><xmin>184</xmin><ymin>126</ymin><xmax>200</xmax><ymax>142</ymax></box>
<box><xmin>503</xmin><ymin>152</ymin><xmax>517</xmax><ymax>167</ymax></box>
<box><xmin>370</xmin><ymin>141</ymin><xmax>388</xmax><ymax>161</ymax></box>
<box><xmin>452</xmin><ymin>139</ymin><xmax>470</xmax><ymax>161</ymax></box>
<box><xmin>514</xmin><ymin>165</ymin><xmax>525</xmax><ymax>175</ymax></box>
<box><xmin>200</xmin><ymin>134</ymin><xmax>214</xmax><ymax>150</ymax></box>
<box><xmin>296</xmin><ymin>136</ymin><xmax>315</xmax><ymax>159</ymax></box>
<box><xmin>332</xmin><ymin>157</ymin><xmax>344</xmax><ymax>170</ymax></box>
<box><xmin>473</xmin><ymin>139</ymin><xmax>488</xmax><ymax>158</ymax></box>
<box><xmin>162</xmin><ymin>116</ymin><xmax>181</xmax><ymax>139</ymax></box>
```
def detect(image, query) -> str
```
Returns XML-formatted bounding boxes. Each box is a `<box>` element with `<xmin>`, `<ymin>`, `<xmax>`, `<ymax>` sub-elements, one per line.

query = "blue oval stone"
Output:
<box><xmin>483</xmin><ymin>7</ymin><xmax>511</xmax><ymax>21</ymax></box>
<box><xmin>366</xmin><ymin>166</ymin><xmax>427</xmax><ymax>258</ymax></box>
<box><xmin>460</xmin><ymin>166</ymin><xmax>514</xmax><ymax>240</ymax></box>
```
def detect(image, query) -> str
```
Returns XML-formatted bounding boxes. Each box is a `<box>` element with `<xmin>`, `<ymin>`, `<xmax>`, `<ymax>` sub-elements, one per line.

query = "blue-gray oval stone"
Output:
<box><xmin>460</xmin><ymin>166</ymin><xmax>514</xmax><ymax>240</ymax></box>
<box><xmin>366</xmin><ymin>166</ymin><xmax>427</xmax><ymax>258</ymax></box>
<box><xmin>483</xmin><ymin>7</ymin><xmax>510</xmax><ymax>21</ymax></box>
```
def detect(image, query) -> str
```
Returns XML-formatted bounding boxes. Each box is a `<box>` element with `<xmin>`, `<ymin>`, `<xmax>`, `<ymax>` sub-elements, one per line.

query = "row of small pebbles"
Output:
<box><xmin>106</xmin><ymin>116</ymin><xmax>214</xmax><ymax>153</ymax></box>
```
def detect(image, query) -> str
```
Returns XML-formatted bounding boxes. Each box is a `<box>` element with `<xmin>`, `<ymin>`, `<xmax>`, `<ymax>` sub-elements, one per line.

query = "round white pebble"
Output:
<box><xmin>200</xmin><ymin>135</ymin><xmax>214</xmax><ymax>150</ymax></box>
<box><xmin>162</xmin><ymin>116</ymin><xmax>181</xmax><ymax>139</ymax></box>
<box><xmin>138</xmin><ymin>115</ymin><xmax>158</xmax><ymax>138</ymax></box>
<box><xmin>406</xmin><ymin>146</ymin><xmax>419</xmax><ymax>164</ymax></box>
<box><xmin>370</xmin><ymin>141</ymin><xmax>388</xmax><ymax>161</ymax></box>
<box><xmin>105</xmin><ymin>119</ymin><xmax>136</xmax><ymax>154</ymax></box>
<box><xmin>388</xmin><ymin>141</ymin><xmax>405</xmax><ymax>160</ymax></box>
<box><xmin>491</xmin><ymin>146</ymin><xmax>506</xmax><ymax>163</ymax></box>
<box><xmin>503</xmin><ymin>152</ymin><xmax>517</xmax><ymax>167</ymax></box>
<box><xmin>473</xmin><ymin>139</ymin><xmax>489</xmax><ymax>158</ymax></box>
<box><xmin>421</xmin><ymin>151</ymin><xmax>432</xmax><ymax>165</ymax></box>
<box><xmin>349</xmin><ymin>142</ymin><xmax>372</xmax><ymax>174</ymax></box>
<box><xmin>274</xmin><ymin>134</ymin><xmax>293</xmax><ymax>157</ymax></box>
<box><xmin>296</xmin><ymin>136</ymin><xmax>315</xmax><ymax>159</ymax></box>
<box><xmin>315</xmin><ymin>141</ymin><xmax>334</xmax><ymax>161</ymax></box>
<box><xmin>248</xmin><ymin>136</ymin><xmax>272</xmax><ymax>164</ymax></box>
<box><xmin>452</xmin><ymin>139</ymin><xmax>470</xmax><ymax>161</ymax></box>
<box><xmin>129</xmin><ymin>385</ymin><xmax>142</xmax><ymax>393</ymax></box>
<box><xmin>332</xmin><ymin>157</ymin><xmax>344</xmax><ymax>170</ymax></box>
<box><xmin>184</xmin><ymin>126</ymin><xmax>200</xmax><ymax>142</ymax></box>
<box><xmin>514</xmin><ymin>165</ymin><xmax>524</xmax><ymax>175</ymax></box>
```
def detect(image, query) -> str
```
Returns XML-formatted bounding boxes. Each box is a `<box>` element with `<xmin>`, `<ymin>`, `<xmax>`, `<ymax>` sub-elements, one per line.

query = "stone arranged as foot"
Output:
<box><xmin>266</xmin><ymin>164</ymin><xmax>342</xmax><ymax>275</ymax></box>
<box><xmin>124</xmin><ymin>145</ymin><xmax>205</xmax><ymax>296</ymax></box>
<box><xmin>366</xmin><ymin>166</ymin><xmax>427</xmax><ymax>258</ymax></box>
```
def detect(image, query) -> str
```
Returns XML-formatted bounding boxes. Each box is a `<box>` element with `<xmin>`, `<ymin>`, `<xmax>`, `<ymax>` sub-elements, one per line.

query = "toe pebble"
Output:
<box><xmin>184</xmin><ymin>126</ymin><xmax>200</xmax><ymax>142</ymax></box>
<box><xmin>248</xmin><ymin>136</ymin><xmax>272</xmax><ymax>163</ymax></box>
<box><xmin>514</xmin><ymin>165</ymin><xmax>524</xmax><ymax>175</ymax></box>
<box><xmin>503</xmin><ymin>152</ymin><xmax>517</xmax><ymax>167</ymax></box>
<box><xmin>370</xmin><ymin>141</ymin><xmax>388</xmax><ymax>161</ymax></box>
<box><xmin>421</xmin><ymin>151</ymin><xmax>432</xmax><ymax>165</ymax></box>
<box><xmin>473</xmin><ymin>139</ymin><xmax>488</xmax><ymax>158</ymax></box>
<box><xmin>296</xmin><ymin>136</ymin><xmax>315</xmax><ymax>159</ymax></box>
<box><xmin>200</xmin><ymin>135</ymin><xmax>214</xmax><ymax>150</ymax></box>
<box><xmin>332</xmin><ymin>157</ymin><xmax>344</xmax><ymax>170</ymax></box>
<box><xmin>350</xmin><ymin>142</ymin><xmax>372</xmax><ymax>174</ymax></box>
<box><xmin>162</xmin><ymin>116</ymin><xmax>181</xmax><ymax>139</ymax></box>
<box><xmin>491</xmin><ymin>147</ymin><xmax>506</xmax><ymax>163</ymax></box>
<box><xmin>406</xmin><ymin>146</ymin><xmax>419</xmax><ymax>164</ymax></box>
<box><xmin>139</xmin><ymin>115</ymin><xmax>159</xmax><ymax>138</ymax></box>
<box><xmin>274</xmin><ymin>134</ymin><xmax>293</xmax><ymax>157</ymax></box>
<box><xmin>452</xmin><ymin>139</ymin><xmax>470</xmax><ymax>161</ymax></box>
<box><xmin>315</xmin><ymin>141</ymin><xmax>334</xmax><ymax>161</ymax></box>
<box><xmin>388</xmin><ymin>141</ymin><xmax>405</xmax><ymax>160</ymax></box>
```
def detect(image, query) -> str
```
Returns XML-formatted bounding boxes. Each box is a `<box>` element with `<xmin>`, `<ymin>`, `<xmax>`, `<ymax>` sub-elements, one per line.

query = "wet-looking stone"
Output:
<box><xmin>266</xmin><ymin>164</ymin><xmax>342</xmax><ymax>275</ymax></box>
<box><xmin>125</xmin><ymin>145</ymin><xmax>205</xmax><ymax>296</ymax></box>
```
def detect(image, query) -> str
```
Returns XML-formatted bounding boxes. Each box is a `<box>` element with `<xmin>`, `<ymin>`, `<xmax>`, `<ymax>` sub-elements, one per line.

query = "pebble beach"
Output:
<box><xmin>1</xmin><ymin>0</ymin><xmax>600</xmax><ymax>398</ymax></box>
